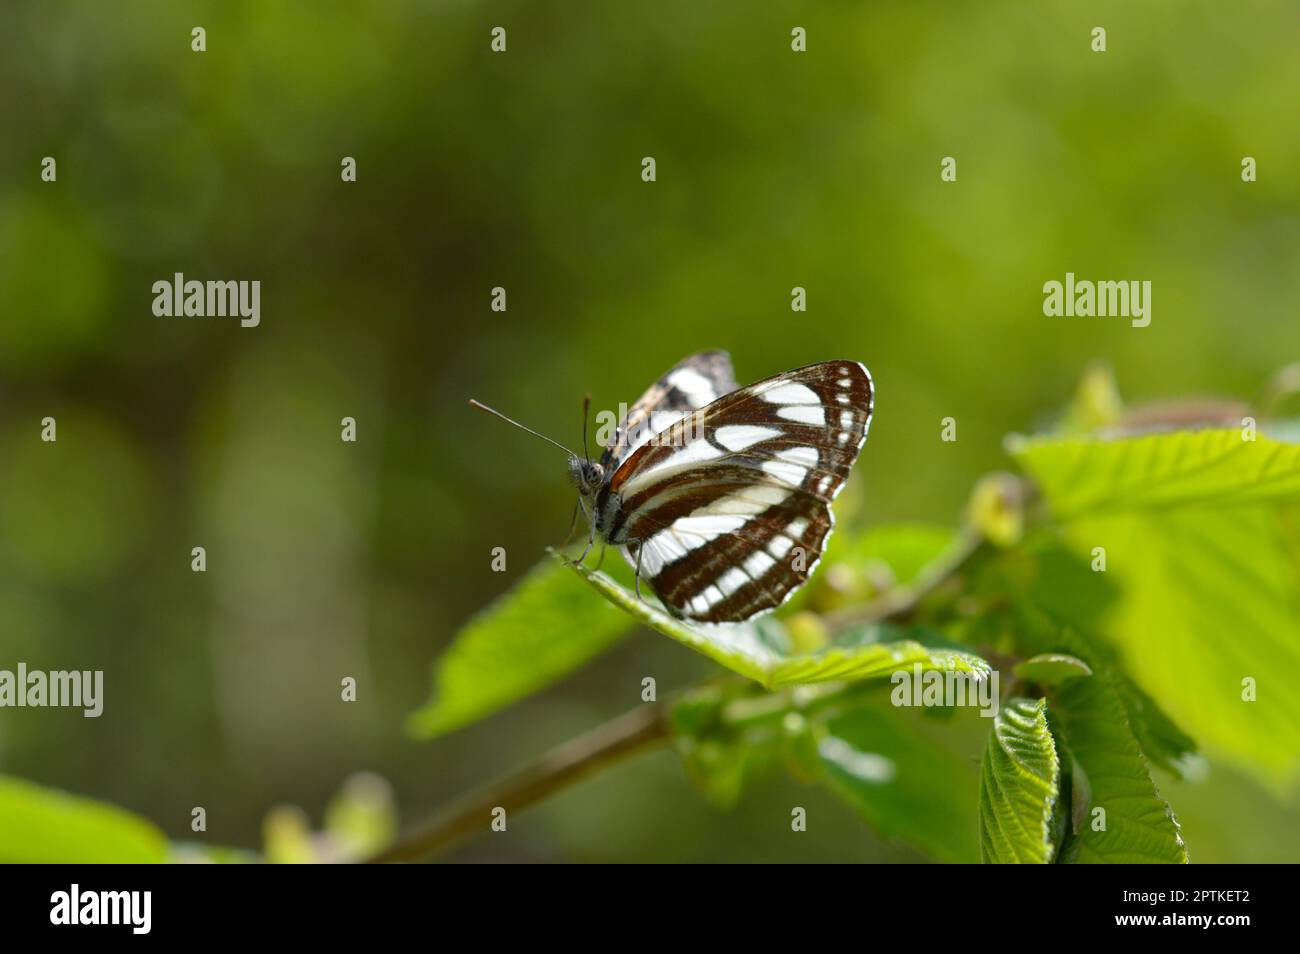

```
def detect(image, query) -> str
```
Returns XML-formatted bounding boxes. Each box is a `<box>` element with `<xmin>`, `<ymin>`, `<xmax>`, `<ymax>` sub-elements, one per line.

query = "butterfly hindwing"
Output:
<box><xmin>598</xmin><ymin>350</ymin><xmax>738</xmax><ymax>472</ymax></box>
<box><xmin>603</xmin><ymin>361</ymin><xmax>873</xmax><ymax>623</ymax></box>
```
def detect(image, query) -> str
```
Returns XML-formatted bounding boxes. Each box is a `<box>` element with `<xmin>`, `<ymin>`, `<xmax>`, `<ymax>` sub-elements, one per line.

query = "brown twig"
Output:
<box><xmin>369</xmin><ymin>702</ymin><xmax>673</xmax><ymax>863</ymax></box>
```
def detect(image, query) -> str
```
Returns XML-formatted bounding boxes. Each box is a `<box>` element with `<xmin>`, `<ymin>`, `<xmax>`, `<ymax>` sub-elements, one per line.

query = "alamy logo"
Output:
<box><xmin>1043</xmin><ymin>272</ymin><xmax>1150</xmax><ymax>328</ymax></box>
<box><xmin>0</xmin><ymin>664</ymin><xmax>102</xmax><ymax>717</ymax></box>
<box><xmin>50</xmin><ymin>885</ymin><xmax>151</xmax><ymax>934</ymax></box>
<box><xmin>594</xmin><ymin>402</ymin><xmax>704</xmax><ymax>449</ymax></box>
<box><xmin>152</xmin><ymin>273</ymin><xmax>260</xmax><ymax>327</ymax></box>
<box><xmin>890</xmin><ymin>665</ymin><xmax>1000</xmax><ymax>718</ymax></box>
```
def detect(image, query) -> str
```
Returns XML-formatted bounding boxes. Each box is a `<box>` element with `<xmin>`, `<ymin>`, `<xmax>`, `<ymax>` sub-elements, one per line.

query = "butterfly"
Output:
<box><xmin>471</xmin><ymin>351</ymin><xmax>874</xmax><ymax>623</ymax></box>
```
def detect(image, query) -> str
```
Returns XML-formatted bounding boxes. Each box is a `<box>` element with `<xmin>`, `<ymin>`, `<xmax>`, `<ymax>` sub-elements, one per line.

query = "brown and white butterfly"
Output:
<box><xmin>471</xmin><ymin>351</ymin><xmax>873</xmax><ymax>623</ymax></box>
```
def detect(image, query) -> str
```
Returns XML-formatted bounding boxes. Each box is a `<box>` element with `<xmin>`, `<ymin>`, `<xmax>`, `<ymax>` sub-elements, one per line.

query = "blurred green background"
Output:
<box><xmin>1</xmin><ymin>0</ymin><xmax>1297</xmax><ymax>861</ymax></box>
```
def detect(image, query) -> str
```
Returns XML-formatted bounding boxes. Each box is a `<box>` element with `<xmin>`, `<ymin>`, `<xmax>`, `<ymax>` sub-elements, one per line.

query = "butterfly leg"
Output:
<box><xmin>593</xmin><ymin>543</ymin><xmax>607</xmax><ymax>572</ymax></box>
<box><xmin>633</xmin><ymin>542</ymin><xmax>646</xmax><ymax>604</ymax></box>
<box><xmin>574</xmin><ymin>505</ymin><xmax>597</xmax><ymax>565</ymax></box>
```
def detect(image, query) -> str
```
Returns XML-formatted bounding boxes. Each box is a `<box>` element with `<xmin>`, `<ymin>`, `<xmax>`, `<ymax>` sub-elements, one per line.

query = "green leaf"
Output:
<box><xmin>1052</xmin><ymin>676</ymin><xmax>1189</xmax><ymax>863</ymax></box>
<box><xmin>770</xmin><ymin>640</ymin><xmax>990</xmax><ymax>687</ymax></box>
<box><xmin>1113</xmin><ymin>673</ymin><xmax>1203</xmax><ymax>780</ymax></box>
<box><xmin>569</xmin><ymin>558</ymin><xmax>990</xmax><ymax>688</ymax></box>
<box><xmin>979</xmin><ymin>697</ymin><xmax>1061</xmax><ymax>864</ymax></box>
<box><xmin>1014</xmin><ymin>653</ymin><xmax>1092</xmax><ymax>686</ymax></box>
<box><xmin>1011</xmin><ymin>432</ymin><xmax>1300</xmax><ymax>784</ymax></box>
<box><xmin>1068</xmin><ymin>506</ymin><xmax>1300</xmax><ymax>782</ymax></box>
<box><xmin>0</xmin><ymin>775</ymin><xmax>168</xmax><ymax>863</ymax></box>
<box><xmin>821</xmin><ymin>700</ymin><xmax>983</xmax><ymax>863</ymax></box>
<box><xmin>969</xmin><ymin>537</ymin><xmax>1200</xmax><ymax>779</ymax></box>
<box><xmin>1009</xmin><ymin>428</ymin><xmax>1300</xmax><ymax>519</ymax></box>
<box><xmin>407</xmin><ymin>557</ymin><xmax>636</xmax><ymax>738</ymax></box>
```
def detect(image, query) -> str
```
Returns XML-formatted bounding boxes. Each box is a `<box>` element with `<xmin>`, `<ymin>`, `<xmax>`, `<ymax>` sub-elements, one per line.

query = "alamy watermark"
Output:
<box><xmin>152</xmin><ymin>273</ymin><xmax>260</xmax><ymax>327</ymax></box>
<box><xmin>890</xmin><ymin>664</ymin><xmax>1000</xmax><ymax>718</ymax></box>
<box><xmin>1043</xmin><ymin>272</ymin><xmax>1150</xmax><ymax>328</ymax></box>
<box><xmin>595</xmin><ymin>402</ymin><xmax>704</xmax><ymax>450</ymax></box>
<box><xmin>0</xmin><ymin>664</ymin><xmax>102</xmax><ymax>717</ymax></box>
<box><xmin>50</xmin><ymin>885</ymin><xmax>150</xmax><ymax>934</ymax></box>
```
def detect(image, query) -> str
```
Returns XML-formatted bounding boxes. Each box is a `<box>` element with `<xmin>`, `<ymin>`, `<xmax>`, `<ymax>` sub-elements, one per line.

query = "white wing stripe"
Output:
<box><xmin>761</xmin><ymin>460</ymin><xmax>805</xmax><ymax>485</ymax></box>
<box><xmin>779</xmin><ymin>447</ymin><xmax>819</xmax><ymax>468</ymax></box>
<box><xmin>672</xmin><ymin>514</ymin><xmax>749</xmax><ymax>537</ymax></box>
<box><xmin>758</xmin><ymin>447</ymin><xmax>819</xmax><ymax>488</ymax></box>
<box><xmin>761</xmin><ymin>382</ymin><xmax>820</xmax><ymax>405</ymax></box>
<box><xmin>715</xmin><ymin>424</ymin><xmax>782</xmax><ymax>451</ymax></box>
<box><xmin>716</xmin><ymin>567</ymin><xmax>749</xmax><ymax>597</ymax></box>
<box><xmin>695</xmin><ymin>485</ymin><xmax>791</xmax><ymax>517</ymax></box>
<box><xmin>629</xmin><ymin>438</ymin><xmax>723</xmax><ymax>484</ymax></box>
<box><xmin>667</xmin><ymin>367</ymin><xmax>718</xmax><ymax>403</ymax></box>
<box><xmin>768</xmin><ymin>535</ymin><xmax>795</xmax><ymax>560</ymax></box>
<box><xmin>776</xmin><ymin>405</ymin><xmax>825</xmax><ymax>426</ymax></box>
<box><xmin>743</xmin><ymin>550</ymin><xmax>776</xmax><ymax>577</ymax></box>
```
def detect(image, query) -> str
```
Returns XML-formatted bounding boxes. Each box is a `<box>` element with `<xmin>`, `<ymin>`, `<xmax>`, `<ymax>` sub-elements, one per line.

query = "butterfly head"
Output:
<box><xmin>568</xmin><ymin>457</ymin><xmax>605</xmax><ymax>497</ymax></box>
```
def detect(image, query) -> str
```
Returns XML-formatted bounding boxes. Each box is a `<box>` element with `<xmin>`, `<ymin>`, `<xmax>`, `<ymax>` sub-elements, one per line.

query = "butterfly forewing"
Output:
<box><xmin>606</xmin><ymin>361</ymin><xmax>873</xmax><ymax>623</ymax></box>
<box><xmin>599</xmin><ymin>350</ymin><xmax>738</xmax><ymax>471</ymax></box>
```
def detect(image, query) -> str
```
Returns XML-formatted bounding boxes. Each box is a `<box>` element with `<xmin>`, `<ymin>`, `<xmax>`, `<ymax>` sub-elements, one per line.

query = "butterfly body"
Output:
<box><xmin>574</xmin><ymin>351</ymin><xmax>874</xmax><ymax>624</ymax></box>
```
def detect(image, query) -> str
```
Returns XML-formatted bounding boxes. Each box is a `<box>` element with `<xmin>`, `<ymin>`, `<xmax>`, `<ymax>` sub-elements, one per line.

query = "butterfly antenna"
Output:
<box><xmin>468</xmin><ymin>399</ymin><xmax>578</xmax><ymax>457</ymax></box>
<box><xmin>581</xmin><ymin>393</ymin><xmax>592</xmax><ymax>462</ymax></box>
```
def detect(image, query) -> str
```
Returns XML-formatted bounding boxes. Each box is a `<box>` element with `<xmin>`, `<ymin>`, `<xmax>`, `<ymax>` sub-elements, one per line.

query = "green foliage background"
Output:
<box><xmin>1</xmin><ymin>1</ymin><xmax>1298</xmax><ymax>861</ymax></box>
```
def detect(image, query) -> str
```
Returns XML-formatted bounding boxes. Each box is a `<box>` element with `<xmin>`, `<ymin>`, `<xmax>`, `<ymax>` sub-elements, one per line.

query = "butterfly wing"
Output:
<box><xmin>598</xmin><ymin>350</ymin><xmax>738</xmax><ymax>472</ymax></box>
<box><xmin>605</xmin><ymin>361</ymin><xmax>873</xmax><ymax>623</ymax></box>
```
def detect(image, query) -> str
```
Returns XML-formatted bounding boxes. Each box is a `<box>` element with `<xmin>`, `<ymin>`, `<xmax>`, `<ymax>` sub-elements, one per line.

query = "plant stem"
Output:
<box><xmin>369</xmin><ymin>701</ymin><xmax>673</xmax><ymax>863</ymax></box>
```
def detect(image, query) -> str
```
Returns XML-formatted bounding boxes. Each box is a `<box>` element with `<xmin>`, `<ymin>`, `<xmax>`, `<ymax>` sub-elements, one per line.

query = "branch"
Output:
<box><xmin>369</xmin><ymin>701</ymin><xmax>672</xmax><ymax>863</ymax></box>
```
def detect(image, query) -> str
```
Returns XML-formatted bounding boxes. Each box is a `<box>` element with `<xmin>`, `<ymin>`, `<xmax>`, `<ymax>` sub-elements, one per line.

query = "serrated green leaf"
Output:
<box><xmin>1053</xmin><ymin>676</ymin><xmax>1189</xmax><ymax>864</ymax></box>
<box><xmin>1010</xmin><ymin>428</ymin><xmax>1300</xmax><ymax>518</ymax></box>
<box><xmin>0</xmin><ymin>775</ymin><xmax>168</xmax><ymax>863</ymax></box>
<box><xmin>1014</xmin><ymin>653</ymin><xmax>1092</xmax><ymax>686</ymax></box>
<box><xmin>979</xmin><ymin>697</ymin><xmax>1060</xmax><ymax>864</ymax></box>
<box><xmin>770</xmin><ymin>641</ymin><xmax>990</xmax><ymax>686</ymax></box>
<box><xmin>1113</xmin><ymin>672</ymin><xmax>1203</xmax><ymax>781</ymax></box>
<box><xmin>569</xmin><ymin>558</ymin><xmax>990</xmax><ymax>688</ymax></box>
<box><xmin>1009</xmin><ymin>431</ymin><xmax>1299</xmax><ymax>784</ymax></box>
<box><xmin>407</xmin><ymin>557</ymin><xmax>636</xmax><ymax>738</ymax></box>
<box><xmin>1070</xmin><ymin>506</ymin><xmax>1299</xmax><ymax>783</ymax></box>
